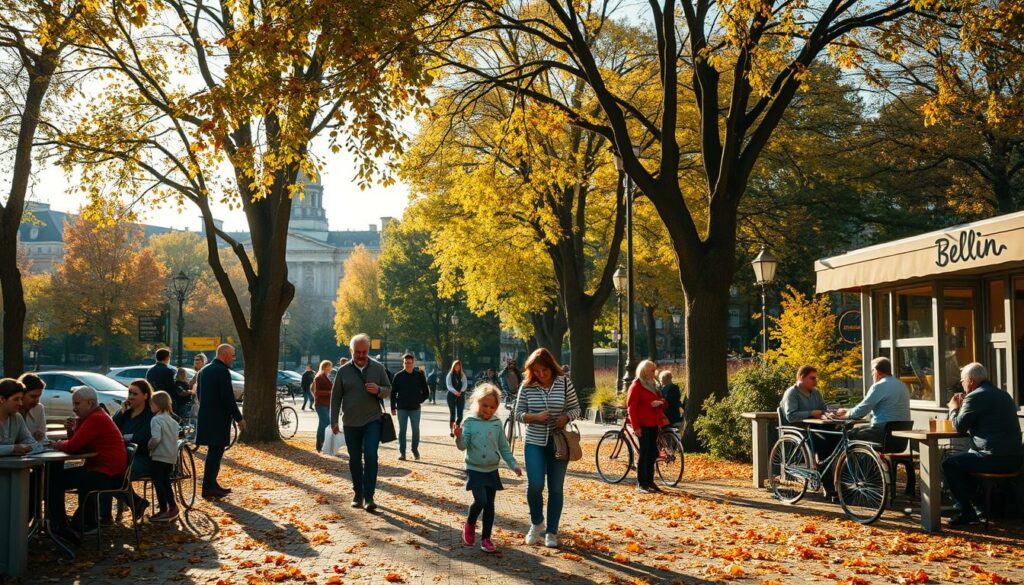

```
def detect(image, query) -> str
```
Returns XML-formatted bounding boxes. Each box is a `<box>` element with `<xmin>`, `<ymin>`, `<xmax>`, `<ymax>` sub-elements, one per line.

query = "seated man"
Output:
<box><xmin>0</xmin><ymin>378</ymin><xmax>40</xmax><ymax>456</ymax></box>
<box><xmin>18</xmin><ymin>373</ymin><xmax>48</xmax><ymax>441</ymax></box>
<box><xmin>780</xmin><ymin>365</ymin><xmax>839</xmax><ymax>494</ymax></box>
<box><xmin>50</xmin><ymin>387</ymin><xmax>127</xmax><ymax>534</ymax></box>
<box><xmin>835</xmin><ymin>356</ymin><xmax>912</xmax><ymax>445</ymax></box>
<box><xmin>942</xmin><ymin>362</ymin><xmax>1024</xmax><ymax>526</ymax></box>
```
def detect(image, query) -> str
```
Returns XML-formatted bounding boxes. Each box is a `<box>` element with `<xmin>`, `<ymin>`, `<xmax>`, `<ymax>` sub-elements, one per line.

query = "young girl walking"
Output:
<box><xmin>148</xmin><ymin>391</ymin><xmax>181</xmax><ymax>522</ymax></box>
<box><xmin>453</xmin><ymin>383</ymin><xmax>522</xmax><ymax>553</ymax></box>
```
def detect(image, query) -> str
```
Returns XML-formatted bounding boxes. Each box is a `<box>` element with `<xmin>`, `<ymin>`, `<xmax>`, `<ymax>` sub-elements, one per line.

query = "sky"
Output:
<box><xmin>26</xmin><ymin>147</ymin><xmax>413</xmax><ymax>234</ymax></box>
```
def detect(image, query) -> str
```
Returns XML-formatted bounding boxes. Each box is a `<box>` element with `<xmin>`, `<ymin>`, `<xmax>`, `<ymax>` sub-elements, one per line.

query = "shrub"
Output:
<box><xmin>589</xmin><ymin>385</ymin><xmax>619</xmax><ymax>410</ymax></box>
<box><xmin>694</xmin><ymin>362</ymin><xmax>794</xmax><ymax>461</ymax></box>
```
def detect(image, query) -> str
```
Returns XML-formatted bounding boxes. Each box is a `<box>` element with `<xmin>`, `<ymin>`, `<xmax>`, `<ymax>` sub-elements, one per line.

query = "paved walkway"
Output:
<box><xmin>17</xmin><ymin>436</ymin><xmax>1024</xmax><ymax>585</ymax></box>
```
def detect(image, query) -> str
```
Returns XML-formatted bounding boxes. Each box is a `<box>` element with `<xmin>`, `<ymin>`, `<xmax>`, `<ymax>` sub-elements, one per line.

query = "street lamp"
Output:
<box><xmin>613</xmin><ymin>267</ymin><xmax>627</xmax><ymax>392</ymax></box>
<box><xmin>171</xmin><ymin>270</ymin><xmax>193</xmax><ymax>367</ymax></box>
<box><xmin>383</xmin><ymin>318</ymin><xmax>390</xmax><ymax>370</ymax></box>
<box><xmin>452</xmin><ymin>314</ymin><xmax>460</xmax><ymax>361</ymax></box>
<box><xmin>281</xmin><ymin>311</ymin><xmax>291</xmax><ymax>369</ymax></box>
<box><xmin>669</xmin><ymin>307</ymin><xmax>682</xmax><ymax>362</ymax></box>
<box><xmin>751</xmin><ymin>247</ymin><xmax>778</xmax><ymax>356</ymax></box>
<box><xmin>613</xmin><ymin>145</ymin><xmax>641</xmax><ymax>391</ymax></box>
<box><xmin>31</xmin><ymin>316</ymin><xmax>42</xmax><ymax>371</ymax></box>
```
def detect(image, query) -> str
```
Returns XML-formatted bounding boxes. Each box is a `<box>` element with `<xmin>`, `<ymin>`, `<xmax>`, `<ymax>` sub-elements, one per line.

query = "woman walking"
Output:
<box><xmin>313</xmin><ymin>360</ymin><xmax>334</xmax><ymax>451</ymax></box>
<box><xmin>627</xmin><ymin>360</ymin><xmax>667</xmax><ymax>493</ymax></box>
<box><xmin>514</xmin><ymin>348</ymin><xmax>580</xmax><ymax>549</ymax></box>
<box><xmin>446</xmin><ymin>360</ymin><xmax>468</xmax><ymax>437</ymax></box>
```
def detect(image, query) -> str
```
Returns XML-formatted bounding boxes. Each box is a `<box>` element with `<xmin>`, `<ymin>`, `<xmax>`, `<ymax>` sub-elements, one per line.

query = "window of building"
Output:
<box><xmin>728</xmin><ymin>308</ymin><xmax>740</xmax><ymax>328</ymax></box>
<box><xmin>896</xmin><ymin>347</ymin><xmax>935</xmax><ymax>400</ymax></box>
<box><xmin>941</xmin><ymin>287</ymin><xmax>976</xmax><ymax>403</ymax></box>
<box><xmin>1015</xmin><ymin>277</ymin><xmax>1024</xmax><ymax>407</ymax></box>
<box><xmin>895</xmin><ymin>286</ymin><xmax>933</xmax><ymax>339</ymax></box>
<box><xmin>987</xmin><ymin>279</ymin><xmax>1006</xmax><ymax>334</ymax></box>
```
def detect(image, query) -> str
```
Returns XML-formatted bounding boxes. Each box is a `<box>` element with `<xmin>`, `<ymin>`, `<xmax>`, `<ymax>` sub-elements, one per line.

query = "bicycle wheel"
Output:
<box><xmin>175</xmin><ymin>445</ymin><xmax>197</xmax><ymax>509</ymax></box>
<box><xmin>835</xmin><ymin>445</ymin><xmax>887</xmax><ymax>524</ymax></box>
<box><xmin>595</xmin><ymin>430</ymin><xmax>633</xmax><ymax>484</ymax></box>
<box><xmin>227</xmin><ymin>419</ymin><xmax>239</xmax><ymax>448</ymax></box>
<box><xmin>503</xmin><ymin>417</ymin><xmax>517</xmax><ymax>452</ymax></box>
<box><xmin>768</xmin><ymin>434</ymin><xmax>811</xmax><ymax>504</ymax></box>
<box><xmin>277</xmin><ymin>405</ymin><xmax>299</xmax><ymax>439</ymax></box>
<box><xmin>656</xmin><ymin>431</ymin><xmax>685</xmax><ymax>487</ymax></box>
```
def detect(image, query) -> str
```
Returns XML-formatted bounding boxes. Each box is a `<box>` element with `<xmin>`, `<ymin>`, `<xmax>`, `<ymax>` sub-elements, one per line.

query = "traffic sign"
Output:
<box><xmin>184</xmin><ymin>336</ymin><xmax>220</xmax><ymax>351</ymax></box>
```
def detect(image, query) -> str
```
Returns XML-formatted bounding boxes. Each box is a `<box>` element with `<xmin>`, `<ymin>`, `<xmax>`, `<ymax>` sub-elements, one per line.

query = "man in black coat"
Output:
<box><xmin>300</xmin><ymin>364</ymin><xmax>315</xmax><ymax>410</ymax></box>
<box><xmin>196</xmin><ymin>344</ymin><xmax>245</xmax><ymax>499</ymax></box>
<box><xmin>146</xmin><ymin>347</ymin><xmax>177</xmax><ymax>405</ymax></box>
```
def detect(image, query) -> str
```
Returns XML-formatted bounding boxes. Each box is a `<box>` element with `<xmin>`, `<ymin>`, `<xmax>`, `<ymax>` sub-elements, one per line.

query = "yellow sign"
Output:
<box><xmin>184</xmin><ymin>336</ymin><xmax>220</xmax><ymax>351</ymax></box>
<box><xmin>370</xmin><ymin>339</ymin><xmax>381</xmax><ymax>349</ymax></box>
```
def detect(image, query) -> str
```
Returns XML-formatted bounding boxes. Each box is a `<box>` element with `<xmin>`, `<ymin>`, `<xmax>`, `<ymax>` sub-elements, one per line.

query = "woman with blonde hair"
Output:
<box><xmin>314</xmin><ymin>360</ymin><xmax>334</xmax><ymax>451</ymax></box>
<box><xmin>627</xmin><ymin>360</ymin><xmax>667</xmax><ymax>493</ymax></box>
<box><xmin>514</xmin><ymin>347</ymin><xmax>580</xmax><ymax>548</ymax></box>
<box><xmin>446</xmin><ymin>360</ymin><xmax>468</xmax><ymax>437</ymax></box>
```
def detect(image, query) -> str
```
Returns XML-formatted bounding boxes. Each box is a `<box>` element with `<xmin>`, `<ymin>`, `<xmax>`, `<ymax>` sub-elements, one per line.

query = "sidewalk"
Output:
<box><xmin>20</xmin><ymin>437</ymin><xmax>1024</xmax><ymax>585</ymax></box>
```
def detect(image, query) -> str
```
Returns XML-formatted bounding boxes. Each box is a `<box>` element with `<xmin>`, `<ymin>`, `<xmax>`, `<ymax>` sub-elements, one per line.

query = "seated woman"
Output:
<box><xmin>102</xmin><ymin>379</ymin><xmax>155</xmax><ymax>523</ymax></box>
<box><xmin>0</xmin><ymin>378</ymin><xmax>40</xmax><ymax>456</ymax></box>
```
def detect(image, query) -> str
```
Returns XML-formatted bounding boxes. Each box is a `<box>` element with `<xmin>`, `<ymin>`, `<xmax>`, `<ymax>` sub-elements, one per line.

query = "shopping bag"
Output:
<box><xmin>321</xmin><ymin>429</ymin><xmax>345</xmax><ymax>456</ymax></box>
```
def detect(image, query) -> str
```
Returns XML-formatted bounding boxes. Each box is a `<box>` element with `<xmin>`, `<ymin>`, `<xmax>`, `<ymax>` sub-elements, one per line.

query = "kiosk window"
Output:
<box><xmin>897</xmin><ymin>347</ymin><xmax>934</xmax><ymax>401</ymax></box>
<box><xmin>987</xmin><ymin>279</ymin><xmax>1006</xmax><ymax>334</ymax></box>
<box><xmin>1015</xmin><ymin>278</ymin><xmax>1024</xmax><ymax>407</ymax></box>
<box><xmin>896</xmin><ymin>286</ymin><xmax>933</xmax><ymax>339</ymax></box>
<box><xmin>874</xmin><ymin>292</ymin><xmax>890</xmax><ymax>340</ymax></box>
<box><xmin>942</xmin><ymin>287</ymin><xmax>976</xmax><ymax>404</ymax></box>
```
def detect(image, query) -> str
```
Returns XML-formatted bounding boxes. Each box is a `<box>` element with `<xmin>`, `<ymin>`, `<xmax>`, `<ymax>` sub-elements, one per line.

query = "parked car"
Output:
<box><xmin>108</xmin><ymin>365</ymin><xmax>244</xmax><ymax>402</ymax></box>
<box><xmin>36</xmin><ymin>371</ymin><xmax>129</xmax><ymax>422</ymax></box>
<box><xmin>277</xmin><ymin>370</ymin><xmax>302</xmax><ymax>396</ymax></box>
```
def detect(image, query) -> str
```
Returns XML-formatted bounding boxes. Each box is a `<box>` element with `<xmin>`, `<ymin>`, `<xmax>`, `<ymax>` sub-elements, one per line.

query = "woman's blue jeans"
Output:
<box><xmin>396</xmin><ymin>409</ymin><xmax>421</xmax><ymax>457</ymax></box>
<box><xmin>315</xmin><ymin>406</ymin><xmax>330</xmax><ymax>451</ymax></box>
<box><xmin>524</xmin><ymin>441</ymin><xmax>568</xmax><ymax>534</ymax></box>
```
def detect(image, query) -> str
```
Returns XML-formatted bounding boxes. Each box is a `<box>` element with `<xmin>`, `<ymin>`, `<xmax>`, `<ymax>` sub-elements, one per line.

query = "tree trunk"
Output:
<box><xmin>680</xmin><ymin>283</ymin><xmax>731</xmax><ymax>452</ymax></box>
<box><xmin>242</xmin><ymin>312</ymin><xmax>284</xmax><ymax>442</ymax></box>
<box><xmin>0</xmin><ymin>56</ymin><xmax>56</xmax><ymax>378</ymax></box>
<box><xmin>642</xmin><ymin>304</ymin><xmax>658</xmax><ymax>361</ymax></box>
<box><xmin>565</xmin><ymin>309</ymin><xmax>597</xmax><ymax>392</ymax></box>
<box><xmin>529</xmin><ymin>305</ymin><xmax>566</xmax><ymax>358</ymax></box>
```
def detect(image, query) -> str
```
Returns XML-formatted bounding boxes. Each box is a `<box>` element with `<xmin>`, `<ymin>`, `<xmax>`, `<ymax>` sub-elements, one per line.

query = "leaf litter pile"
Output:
<box><xmin>23</xmin><ymin>438</ymin><xmax>1024</xmax><ymax>584</ymax></box>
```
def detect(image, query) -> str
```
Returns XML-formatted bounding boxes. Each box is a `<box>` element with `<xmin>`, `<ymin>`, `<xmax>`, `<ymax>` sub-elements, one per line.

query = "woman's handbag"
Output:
<box><xmin>553</xmin><ymin>423</ymin><xmax>582</xmax><ymax>462</ymax></box>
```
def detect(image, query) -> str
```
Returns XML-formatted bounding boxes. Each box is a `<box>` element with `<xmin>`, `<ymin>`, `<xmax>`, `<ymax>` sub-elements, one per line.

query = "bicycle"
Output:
<box><xmin>768</xmin><ymin>415</ymin><xmax>888</xmax><ymax>524</ymax></box>
<box><xmin>276</xmin><ymin>390</ymin><xmax>299</xmax><ymax>439</ymax></box>
<box><xmin>503</xmin><ymin>414</ymin><xmax>521</xmax><ymax>453</ymax></box>
<box><xmin>595</xmin><ymin>419</ymin><xmax>685</xmax><ymax>487</ymax></box>
<box><xmin>174</xmin><ymin>422</ymin><xmax>198</xmax><ymax>510</ymax></box>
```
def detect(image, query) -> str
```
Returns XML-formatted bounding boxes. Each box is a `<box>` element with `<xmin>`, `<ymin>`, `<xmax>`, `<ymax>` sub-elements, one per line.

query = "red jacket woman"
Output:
<box><xmin>626</xmin><ymin>376</ymin><xmax>667</xmax><ymax>432</ymax></box>
<box><xmin>626</xmin><ymin>360</ymin><xmax>667</xmax><ymax>492</ymax></box>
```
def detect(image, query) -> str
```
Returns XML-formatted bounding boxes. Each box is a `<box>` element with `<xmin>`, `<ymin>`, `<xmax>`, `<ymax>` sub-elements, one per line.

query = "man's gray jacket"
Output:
<box><xmin>331</xmin><ymin>359</ymin><xmax>392</xmax><ymax>428</ymax></box>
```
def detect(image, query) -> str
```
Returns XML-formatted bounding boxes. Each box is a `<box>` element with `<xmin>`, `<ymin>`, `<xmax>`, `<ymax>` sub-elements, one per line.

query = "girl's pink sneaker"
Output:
<box><xmin>462</xmin><ymin>521</ymin><xmax>475</xmax><ymax>546</ymax></box>
<box><xmin>480</xmin><ymin>538</ymin><xmax>496</xmax><ymax>553</ymax></box>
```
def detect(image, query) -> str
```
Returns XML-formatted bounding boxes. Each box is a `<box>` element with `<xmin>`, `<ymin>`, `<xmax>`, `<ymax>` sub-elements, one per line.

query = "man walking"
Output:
<box><xmin>301</xmin><ymin>364</ymin><xmax>315</xmax><ymax>410</ymax></box>
<box><xmin>499</xmin><ymin>358</ymin><xmax>521</xmax><ymax>399</ymax></box>
<box><xmin>146</xmin><ymin>347</ymin><xmax>176</xmax><ymax>406</ymax></box>
<box><xmin>331</xmin><ymin>334</ymin><xmax>391</xmax><ymax>512</ymax></box>
<box><xmin>426</xmin><ymin>368</ymin><xmax>438</xmax><ymax>405</ymax></box>
<box><xmin>196</xmin><ymin>344</ymin><xmax>245</xmax><ymax>499</ymax></box>
<box><xmin>390</xmin><ymin>353</ymin><xmax>430</xmax><ymax>461</ymax></box>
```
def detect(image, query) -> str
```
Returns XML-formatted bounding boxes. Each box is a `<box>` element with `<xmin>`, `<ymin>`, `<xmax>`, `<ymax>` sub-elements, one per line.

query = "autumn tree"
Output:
<box><xmin>0</xmin><ymin>0</ymin><xmax>93</xmax><ymax>376</ymax></box>
<box><xmin>430</xmin><ymin>0</ymin><xmax>917</xmax><ymax>447</ymax></box>
<box><xmin>764</xmin><ymin>287</ymin><xmax>860</xmax><ymax>399</ymax></box>
<box><xmin>56</xmin><ymin>0</ymin><xmax>432</xmax><ymax>440</ymax></box>
<box><xmin>51</xmin><ymin>210</ymin><xmax>167</xmax><ymax>370</ymax></box>
<box><xmin>333</xmin><ymin>246</ymin><xmax>387</xmax><ymax>347</ymax></box>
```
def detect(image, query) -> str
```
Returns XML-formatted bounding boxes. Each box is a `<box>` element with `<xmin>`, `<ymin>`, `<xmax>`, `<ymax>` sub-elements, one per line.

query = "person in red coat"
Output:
<box><xmin>51</xmin><ymin>386</ymin><xmax>127</xmax><ymax>535</ymax></box>
<box><xmin>626</xmin><ymin>360</ymin><xmax>667</xmax><ymax>493</ymax></box>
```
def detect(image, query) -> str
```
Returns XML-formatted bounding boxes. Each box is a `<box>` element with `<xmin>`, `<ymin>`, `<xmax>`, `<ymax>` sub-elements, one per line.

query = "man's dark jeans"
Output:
<box><xmin>203</xmin><ymin>445</ymin><xmax>226</xmax><ymax>491</ymax></box>
<box><xmin>343</xmin><ymin>419</ymin><xmax>382</xmax><ymax>500</ymax></box>
<box><xmin>942</xmin><ymin>451</ymin><xmax>1023</xmax><ymax>517</ymax></box>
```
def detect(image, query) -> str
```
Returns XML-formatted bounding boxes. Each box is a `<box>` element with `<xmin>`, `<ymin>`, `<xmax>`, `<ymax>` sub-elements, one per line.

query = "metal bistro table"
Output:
<box><xmin>892</xmin><ymin>429</ymin><xmax>966</xmax><ymax>532</ymax></box>
<box><xmin>0</xmin><ymin>455</ymin><xmax>44</xmax><ymax>577</ymax></box>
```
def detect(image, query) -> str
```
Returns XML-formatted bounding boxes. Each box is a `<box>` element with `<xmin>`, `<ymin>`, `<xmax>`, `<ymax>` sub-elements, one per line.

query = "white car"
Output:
<box><xmin>107</xmin><ymin>365</ymin><xmax>244</xmax><ymax>402</ymax></box>
<box><xmin>36</xmin><ymin>371</ymin><xmax>129</xmax><ymax>422</ymax></box>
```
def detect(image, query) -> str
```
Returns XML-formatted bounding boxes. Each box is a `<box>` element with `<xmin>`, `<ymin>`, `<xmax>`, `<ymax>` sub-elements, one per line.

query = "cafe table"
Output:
<box><xmin>892</xmin><ymin>429</ymin><xmax>967</xmax><ymax>532</ymax></box>
<box><xmin>0</xmin><ymin>455</ymin><xmax>44</xmax><ymax>577</ymax></box>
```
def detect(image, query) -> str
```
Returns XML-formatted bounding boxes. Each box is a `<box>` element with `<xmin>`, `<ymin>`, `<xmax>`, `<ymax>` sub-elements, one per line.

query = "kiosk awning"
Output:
<box><xmin>816</xmin><ymin>210</ymin><xmax>1024</xmax><ymax>293</ymax></box>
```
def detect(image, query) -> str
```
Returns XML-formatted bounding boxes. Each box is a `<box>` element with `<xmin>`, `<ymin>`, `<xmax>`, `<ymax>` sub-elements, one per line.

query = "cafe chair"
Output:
<box><xmin>971</xmin><ymin>468</ymin><xmax>1024</xmax><ymax>531</ymax></box>
<box><xmin>877</xmin><ymin>421</ymin><xmax>916</xmax><ymax>506</ymax></box>
<box><xmin>86</xmin><ymin>444</ymin><xmax>141</xmax><ymax>549</ymax></box>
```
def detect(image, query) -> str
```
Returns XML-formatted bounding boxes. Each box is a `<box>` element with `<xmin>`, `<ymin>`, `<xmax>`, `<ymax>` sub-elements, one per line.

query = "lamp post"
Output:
<box><xmin>171</xmin><ymin>271</ymin><xmax>192</xmax><ymax>367</ymax></box>
<box><xmin>613</xmin><ymin>145</ymin><xmax>641</xmax><ymax>390</ymax></box>
<box><xmin>280</xmin><ymin>311</ymin><xmax>291</xmax><ymax>369</ymax></box>
<box><xmin>32</xmin><ymin>316</ymin><xmax>42</xmax><ymax>371</ymax></box>
<box><xmin>669</xmin><ymin>307</ymin><xmax>682</xmax><ymax>363</ymax></box>
<box><xmin>383</xmin><ymin>318</ymin><xmax>390</xmax><ymax>370</ymax></box>
<box><xmin>452</xmin><ymin>314</ymin><xmax>460</xmax><ymax>361</ymax></box>
<box><xmin>750</xmin><ymin>247</ymin><xmax>778</xmax><ymax>356</ymax></box>
<box><xmin>613</xmin><ymin>267</ymin><xmax>627</xmax><ymax>392</ymax></box>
